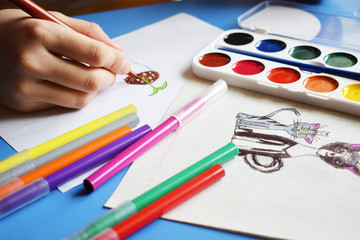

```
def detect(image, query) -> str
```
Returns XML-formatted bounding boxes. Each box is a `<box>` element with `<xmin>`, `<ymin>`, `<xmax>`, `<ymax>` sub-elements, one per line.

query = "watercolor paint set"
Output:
<box><xmin>192</xmin><ymin>1</ymin><xmax>360</xmax><ymax>116</ymax></box>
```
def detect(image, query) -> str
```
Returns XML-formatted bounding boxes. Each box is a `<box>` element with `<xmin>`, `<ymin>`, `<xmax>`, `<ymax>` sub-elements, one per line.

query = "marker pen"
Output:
<box><xmin>84</xmin><ymin>80</ymin><xmax>228</xmax><ymax>192</ymax></box>
<box><xmin>0</xmin><ymin>125</ymin><xmax>132</xmax><ymax>199</ymax></box>
<box><xmin>0</xmin><ymin>125</ymin><xmax>151</xmax><ymax>219</ymax></box>
<box><xmin>67</xmin><ymin>143</ymin><xmax>238</xmax><ymax>240</ymax></box>
<box><xmin>93</xmin><ymin>164</ymin><xmax>225</xmax><ymax>240</ymax></box>
<box><xmin>0</xmin><ymin>113</ymin><xmax>139</xmax><ymax>187</ymax></box>
<box><xmin>0</xmin><ymin>104</ymin><xmax>137</xmax><ymax>173</ymax></box>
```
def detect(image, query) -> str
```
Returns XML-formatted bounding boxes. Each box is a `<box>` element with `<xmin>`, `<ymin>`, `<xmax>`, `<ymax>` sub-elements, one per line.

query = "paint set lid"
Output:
<box><xmin>238</xmin><ymin>1</ymin><xmax>360</xmax><ymax>52</ymax></box>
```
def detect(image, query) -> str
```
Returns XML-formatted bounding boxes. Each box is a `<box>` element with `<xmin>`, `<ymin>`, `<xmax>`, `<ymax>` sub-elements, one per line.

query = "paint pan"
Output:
<box><xmin>199</xmin><ymin>53</ymin><xmax>231</xmax><ymax>67</ymax></box>
<box><xmin>232</xmin><ymin>60</ymin><xmax>265</xmax><ymax>75</ymax></box>
<box><xmin>303</xmin><ymin>76</ymin><xmax>339</xmax><ymax>93</ymax></box>
<box><xmin>267</xmin><ymin>68</ymin><xmax>301</xmax><ymax>84</ymax></box>
<box><xmin>289</xmin><ymin>46</ymin><xmax>321</xmax><ymax>60</ymax></box>
<box><xmin>192</xmin><ymin>1</ymin><xmax>360</xmax><ymax>116</ymax></box>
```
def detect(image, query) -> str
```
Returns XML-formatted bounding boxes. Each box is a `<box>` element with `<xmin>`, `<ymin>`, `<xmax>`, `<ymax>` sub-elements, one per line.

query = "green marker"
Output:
<box><xmin>68</xmin><ymin>142</ymin><xmax>238</xmax><ymax>240</ymax></box>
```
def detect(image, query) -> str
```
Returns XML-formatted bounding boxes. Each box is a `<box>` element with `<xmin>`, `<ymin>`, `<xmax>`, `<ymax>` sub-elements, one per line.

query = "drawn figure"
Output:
<box><xmin>235</xmin><ymin>108</ymin><xmax>329</xmax><ymax>144</ymax></box>
<box><xmin>123</xmin><ymin>61</ymin><xmax>167</xmax><ymax>96</ymax></box>
<box><xmin>232</xmin><ymin>128</ymin><xmax>297</xmax><ymax>173</ymax></box>
<box><xmin>231</xmin><ymin>109</ymin><xmax>359</xmax><ymax>177</ymax></box>
<box><xmin>317</xmin><ymin>142</ymin><xmax>360</xmax><ymax>175</ymax></box>
<box><xmin>125</xmin><ymin>70</ymin><xmax>159</xmax><ymax>84</ymax></box>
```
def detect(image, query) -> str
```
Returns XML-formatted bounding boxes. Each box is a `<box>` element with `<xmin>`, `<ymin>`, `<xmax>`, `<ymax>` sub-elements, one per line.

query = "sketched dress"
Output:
<box><xmin>232</xmin><ymin>128</ymin><xmax>298</xmax><ymax>173</ymax></box>
<box><xmin>231</xmin><ymin>109</ymin><xmax>360</xmax><ymax>176</ymax></box>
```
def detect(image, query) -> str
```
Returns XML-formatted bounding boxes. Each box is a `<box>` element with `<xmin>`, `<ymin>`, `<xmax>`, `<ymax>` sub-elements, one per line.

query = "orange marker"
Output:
<box><xmin>0</xmin><ymin>125</ymin><xmax>131</xmax><ymax>199</ymax></box>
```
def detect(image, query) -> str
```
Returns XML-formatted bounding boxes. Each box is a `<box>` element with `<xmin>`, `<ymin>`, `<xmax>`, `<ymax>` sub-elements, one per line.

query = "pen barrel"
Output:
<box><xmin>8</xmin><ymin>0</ymin><xmax>73</xmax><ymax>30</ymax></box>
<box><xmin>0</xmin><ymin>178</ymin><xmax>50</xmax><ymax>219</ymax></box>
<box><xmin>132</xmin><ymin>142</ymin><xmax>238</xmax><ymax>210</ymax></box>
<box><xmin>28</xmin><ymin>112</ymin><xmax>140</xmax><ymax>177</ymax></box>
<box><xmin>85</xmin><ymin>81</ymin><xmax>227</xmax><ymax>192</ymax></box>
<box><xmin>48</xmin><ymin>125</ymin><xmax>151</xmax><ymax>190</ymax></box>
<box><xmin>29</xmin><ymin>104</ymin><xmax>136</xmax><ymax>160</ymax></box>
<box><xmin>172</xmin><ymin>80</ymin><xmax>227</xmax><ymax>126</ymax></box>
<box><xmin>0</xmin><ymin>124</ymin><xmax>134</xmax><ymax>200</ymax></box>
<box><xmin>84</xmin><ymin>118</ymin><xmax>179</xmax><ymax>192</ymax></box>
<box><xmin>111</xmin><ymin>164</ymin><xmax>225</xmax><ymax>240</ymax></box>
<box><xmin>70</xmin><ymin>143</ymin><xmax>238</xmax><ymax>240</ymax></box>
<box><xmin>0</xmin><ymin>113</ymin><xmax>140</xmax><ymax>186</ymax></box>
<box><xmin>0</xmin><ymin>104</ymin><xmax>137</xmax><ymax>174</ymax></box>
<box><xmin>17</xmin><ymin>125</ymin><xmax>131</xmax><ymax>191</ymax></box>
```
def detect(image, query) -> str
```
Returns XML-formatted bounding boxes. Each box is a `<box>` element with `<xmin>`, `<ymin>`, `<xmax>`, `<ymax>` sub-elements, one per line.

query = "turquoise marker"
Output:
<box><xmin>67</xmin><ymin>142</ymin><xmax>238</xmax><ymax>240</ymax></box>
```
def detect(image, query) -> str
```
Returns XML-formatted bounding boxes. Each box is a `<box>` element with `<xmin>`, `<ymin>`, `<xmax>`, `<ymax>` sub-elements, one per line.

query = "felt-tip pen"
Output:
<box><xmin>66</xmin><ymin>143</ymin><xmax>238</xmax><ymax>240</ymax></box>
<box><xmin>84</xmin><ymin>80</ymin><xmax>228</xmax><ymax>192</ymax></box>
<box><xmin>0</xmin><ymin>125</ymin><xmax>151</xmax><ymax>219</ymax></box>
<box><xmin>0</xmin><ymin>113</ymin><xmax>139</xmax><ymax>187</ymax></box>
<box><xmin>0</xmin><ymin>124</ymin><xmax>132</xmax><ymax>199</ymax></box>
<box><xmin>92</xmin><ymin>164</ymin><xmax>225</xmax><ymax>240</ymax></box>
<box><xmin>0</xmin><ymin>104</ymin><xmax>137</xmax><ymax>174</ymax></box>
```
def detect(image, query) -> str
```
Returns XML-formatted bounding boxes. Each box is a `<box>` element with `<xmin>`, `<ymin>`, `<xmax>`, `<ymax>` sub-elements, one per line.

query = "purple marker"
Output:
<box><xmin>0</xmin><ymin>125</ymin><xmax>151</xmax><ymax>219</ymax></box>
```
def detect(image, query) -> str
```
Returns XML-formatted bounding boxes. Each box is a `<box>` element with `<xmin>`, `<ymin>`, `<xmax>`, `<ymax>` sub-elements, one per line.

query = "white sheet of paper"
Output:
<box><xmin>56</xmin><ymin>13</ymin><xmax>223</xmax><ymax>192</ymax></box>
<box><xmin>106</xmin><ymin>78</ymin><xmax>360</xmax><ymax>240</ymax></box>
<box><xmin>0</xmin><ymin>13</ymin><xmax>216</xmax><ymax>151</ymax></box>
<box><xmin>0</xmin><ymin>13</ymin><xmax>223</xmax><ymax>191</ymax></box>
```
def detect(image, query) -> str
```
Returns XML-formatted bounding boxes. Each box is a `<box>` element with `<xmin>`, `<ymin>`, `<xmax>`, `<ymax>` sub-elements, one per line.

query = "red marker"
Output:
<box><xmin>7</xmin><ymin>0</ymin><xmax>138</xmax><ymax>78</ymax></box>
<box><xmin>92</xmin><ymin>164</ymin><xmax>225</xmax><ymax>240</ymax></box>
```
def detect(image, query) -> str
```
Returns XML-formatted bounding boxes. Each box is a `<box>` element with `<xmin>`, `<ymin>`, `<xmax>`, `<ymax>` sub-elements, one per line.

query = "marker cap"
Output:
<box><xmin>0</xmin><ymin>162</ymin><xmax>34</xmax><ymax>187</ymax></box>
<box><xmin>92</xmin><ymin>228</ymin><xmax>119</xmax><ymax>240</ymax></box>
<box><xmin>0</xmin><ymin>178</ymin><xmax>50</xmax><ymax>219</ymax></box>
<box><xmin>172</xmin><ymin>79</ymin><xmax>227</xmax><ymax>126</ymax></box>
<box><xmin>0</xmin><ymin>177</ymin><xmax>25</xmax><ymax>199</ymax></box>
<box><xmin>66</xmin><ymin>201</ymin><xmax>136</xmax><ymax>240</ymax></box>
<box><xmin>0</xmin><ymin>150</ymin><xmax>33</xmax><ymax>174</ymax></box>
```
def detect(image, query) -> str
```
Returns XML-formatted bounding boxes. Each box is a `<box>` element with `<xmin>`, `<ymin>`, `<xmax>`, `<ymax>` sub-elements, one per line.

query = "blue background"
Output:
<box><xmin>0</xmin><ymin>0</ymin><xmax>358</xmax><ymax>239</ymax></box>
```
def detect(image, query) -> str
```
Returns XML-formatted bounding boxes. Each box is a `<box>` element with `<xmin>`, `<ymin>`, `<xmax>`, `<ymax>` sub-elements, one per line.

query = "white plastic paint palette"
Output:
<box><xmin>192</xmin><ymin>2</ymin><xmax>360</xmax><ymax>116</ymax></box>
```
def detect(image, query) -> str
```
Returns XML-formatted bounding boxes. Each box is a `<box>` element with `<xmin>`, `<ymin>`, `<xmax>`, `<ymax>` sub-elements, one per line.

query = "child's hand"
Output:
<box><xmin>0</xmin><ymin>9</ymin><xmax>131</xmax><ymax>112</ymax></box>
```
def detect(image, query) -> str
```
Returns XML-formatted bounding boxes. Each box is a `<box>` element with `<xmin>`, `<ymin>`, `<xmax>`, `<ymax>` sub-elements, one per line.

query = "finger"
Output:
<box><xmin>0</xmin><ymin>78</ymin><xmax>54</xmax><ymax>113</ymax></box>
<box><xmin>5</xmin><ymin>101</ymin><xmax>55</xmax><ymax>113</ymax></box>
<box><xmin>50</xmin><ymin>11</ymin><xmax>122</xmax><ymax>51</ymax></box>
<box><xmin>42</xmin><ymin>24</ymin><xmax>131</xmax><ymax>74</ymax></box>
<box><xmin>1</xmin><ymin>77</ymin><xmax>96</xmax><ymax>112</ymax></box>
<box><xmin>31</xmin><ymin>53</ymin><xmax>117</xmax><ymax>93</ymax></box>
<box><xmin>12</xmin><ymin>101</ymin><xmax>55</xmax><ymax>113</ymax></box>
<box><xmin>28</xmin><ymin>79</ymin><xmax>98</xmax><ymax>110</ymax></box>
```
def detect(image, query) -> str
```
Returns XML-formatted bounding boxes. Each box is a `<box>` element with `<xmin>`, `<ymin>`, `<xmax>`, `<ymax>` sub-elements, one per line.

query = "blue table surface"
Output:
<box><xmin>0</xmin><ymin>0</ymin><xmax>358</xmax><ymax>239</ymax></box>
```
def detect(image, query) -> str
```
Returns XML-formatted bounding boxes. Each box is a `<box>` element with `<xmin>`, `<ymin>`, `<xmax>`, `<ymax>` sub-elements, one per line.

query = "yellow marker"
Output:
<box><xmin>0</xmin><ymin>104</ymin><xmax>137</xmax><ymax>173</ymax></box>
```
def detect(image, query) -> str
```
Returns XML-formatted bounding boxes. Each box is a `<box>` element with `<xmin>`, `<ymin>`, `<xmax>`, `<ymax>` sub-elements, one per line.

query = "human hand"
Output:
<box><xmin>0</xmin><ymin>9</ymin><xmax>131</xmax><ymax>112</ymax></box>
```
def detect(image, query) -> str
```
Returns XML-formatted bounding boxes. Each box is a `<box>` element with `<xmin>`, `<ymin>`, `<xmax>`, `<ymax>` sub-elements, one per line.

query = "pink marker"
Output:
<box><xmin>84</xmin><ymin>80</ymin><xmax>228</xmax><ymax>192</ymax></box>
